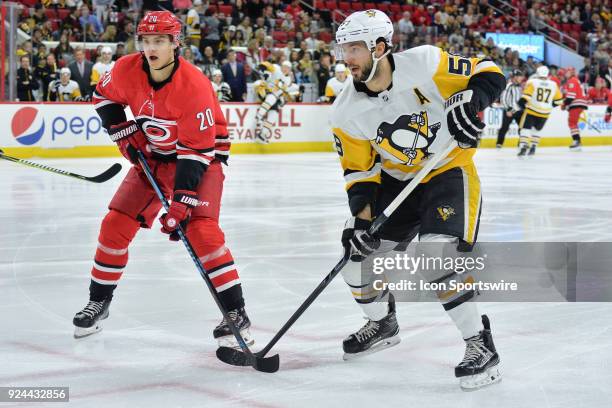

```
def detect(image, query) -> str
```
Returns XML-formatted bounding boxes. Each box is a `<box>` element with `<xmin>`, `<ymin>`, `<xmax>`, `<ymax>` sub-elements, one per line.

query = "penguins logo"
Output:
<box><xmin>437</xmin><ymin>205</ymin><xmax>456</xmax><ymax>221</ymax></box>
<box><xmin>375</xmin><ymin>111</ymin><xmax>441</xmax><ymax>165</ymax></box>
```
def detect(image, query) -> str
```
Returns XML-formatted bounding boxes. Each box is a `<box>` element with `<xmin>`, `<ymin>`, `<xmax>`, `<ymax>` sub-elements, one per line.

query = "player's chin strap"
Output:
<box><xmin>363</xmin><ymin>48</ymin><xmax>391</xmax><ymax>83</ymax></box>
<box><xmin>152</xmin><ymin>58</ymin><xmax>176</xmax><ymax>71</ymax></box>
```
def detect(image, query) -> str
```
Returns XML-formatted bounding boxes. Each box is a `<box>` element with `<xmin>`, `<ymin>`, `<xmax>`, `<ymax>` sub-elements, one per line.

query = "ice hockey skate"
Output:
<box><xmin>569</xmin><ymin>140</ymin><xmax>582</xmax><ymax>151</ymax></box>
<box><xmin>527</xmin><ymin>145</ymin><xmax>536</xmax><ymax>156</ymax></box>
<box><xmin>517</xmin><ymin>145</ymin><xmax>528</xmax><ymax>157</ymax></box>
<box><xmin>213</xmin><ymin>307</ymin><xmax>254</xmax><ymax>348</ymax></box>
<box><xmin>455</xmin><ymin>315</ymin><xmax>502</xmax><ymax>390</ymax></box>
<box><xmin>342</xmin><ymin>301</ymin><xmax>400</xmax><ymax>361</ymax></box>
<box><xmin>73</xmin><ymin>298</ymin><xmax>112</xmax><ymax>339</ymax></box>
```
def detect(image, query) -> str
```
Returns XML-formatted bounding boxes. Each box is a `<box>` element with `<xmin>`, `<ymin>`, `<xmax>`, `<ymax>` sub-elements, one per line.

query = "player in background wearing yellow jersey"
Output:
<box><xmin>517</xmin><ymin>65</ymin><xmax>563</xmax><ymax>157</ymax></box>
<box><xmin>331</xmin><ymin>10</ymin><xmax>506</xmax><ymax>390</ymax></box>
<box><xmin>320</xmin><ymin>63</ymin><xmax>350</xmax><ymax>103</ymax></box>
<box><xmin>47</xmin><ymin>67</ymin><xmax>82</xmax><ymax>102</ymax></box>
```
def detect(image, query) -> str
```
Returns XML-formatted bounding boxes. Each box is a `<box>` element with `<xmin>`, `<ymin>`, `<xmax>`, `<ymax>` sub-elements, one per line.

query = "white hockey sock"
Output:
<box><xmin>447</xmin><ymin>300</ymin><xmax>481</xmax><ymax>339</ymax></box>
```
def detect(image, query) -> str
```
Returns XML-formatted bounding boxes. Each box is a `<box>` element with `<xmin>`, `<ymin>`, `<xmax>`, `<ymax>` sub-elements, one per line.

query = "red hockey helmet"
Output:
<box><xmin>137</xmin><ymin>11</ymin><xmax>182</xmax><ymax>45</ymax></box>
<box><xmin>557</xmin><ymin>68</ymin><xmax>566</xmax><ymax>78</ymax></box>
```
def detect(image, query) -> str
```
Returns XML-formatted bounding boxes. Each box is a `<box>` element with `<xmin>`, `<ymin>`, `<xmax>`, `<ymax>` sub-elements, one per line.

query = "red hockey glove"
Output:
<box><xmin>159</xmin><ymin>190</ymin><xmax>199</xmax><ymax>241</ymax></box>
<box><xmin>108</xmin><ymin>120</ymin><xmax>150</xmax><ymax>164</ymax></box>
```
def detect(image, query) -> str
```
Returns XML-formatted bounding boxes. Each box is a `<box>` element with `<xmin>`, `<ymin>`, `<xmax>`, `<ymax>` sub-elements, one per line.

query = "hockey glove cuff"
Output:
<box><xmin>159</xmin><ymin>190</ymin><xmax>199</xmax><ymax>241</ymax></box>
<box><xmin>342</xmin><ymin>217</ymin><xmax>380</xmax><ymax>262</ymax></box>
<box><xmin>108</xmin><ymin>120</ymin><xmax>151</xmax><ymax>165</ymax></box>
<box><xmin>444</xmin><ymin>90</ymin><xmax>485</xmax><ymax>149</ymax></box>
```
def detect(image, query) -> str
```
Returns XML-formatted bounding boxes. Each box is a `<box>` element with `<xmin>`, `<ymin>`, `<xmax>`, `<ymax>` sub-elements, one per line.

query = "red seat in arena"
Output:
<box><xmin>390</xmin><ymin>4</ymin><xmax>401</xmax><ymax>14</ymax></box>
<box><xmin>57</xmin><ymin>9</ymin><xmax>70</xmax><ymax>20</ymax></box>
<box><xmin>325</xmin><ymin>1</ymin><xmax>337</xmax><ymax>10</ymax></box>
<box><xmin>364</xmin><ymin>2</ymin><xmax>376</xmax><ymax>10</ymax></box>
<box><xmin>272</xmin><ymin>31</ymin><xmax>288</xmax><ymax>42</ymax></box>
<box><xmin>339</xmin><ymin>2</ymin><xmax>350</xmax><ymax>12</ymax></box>
<box><xmin>218</xmin><ymin>4</ymin><xmax>233</xmax><ymax>16</ymax></box>
<box><xmin>318</xmin><ymin>31</ymin><xmax>332</xmax><ymax>42</ymax></box>
<box><xmin>314</xmin><ymin>0</ymin><xmax>327</xmax><ymax>10</ymax></box>
<box><xmin>351</xmin><ymin>2</ymin><xmax>364</xmax><ymax>11</ymax></box>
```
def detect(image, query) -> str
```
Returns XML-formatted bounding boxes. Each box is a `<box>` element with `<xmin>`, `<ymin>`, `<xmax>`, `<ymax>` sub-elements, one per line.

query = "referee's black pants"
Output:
<box><xmin>497</xmin><ymin>110</ymin><xmax>523</xmax><ymax>146</ymax></box>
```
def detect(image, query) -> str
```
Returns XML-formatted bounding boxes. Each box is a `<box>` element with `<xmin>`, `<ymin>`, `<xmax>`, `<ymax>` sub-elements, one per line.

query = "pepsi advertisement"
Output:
<box><xmin>7</xmin><ymin>105</ymin><xmax>110</xmax><ymax>148</ymax></box>
<box><xmin>485</xmin><ymin>33</ymin><xmax>545</xmax><ymax>61</ymax></box>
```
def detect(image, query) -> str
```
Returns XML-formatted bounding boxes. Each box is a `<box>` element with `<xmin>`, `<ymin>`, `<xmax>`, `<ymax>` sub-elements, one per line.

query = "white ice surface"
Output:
<box><xmin>1</xmin><ymin>147</ymin><xmax>611</xmax><ymax>407</ymax></box>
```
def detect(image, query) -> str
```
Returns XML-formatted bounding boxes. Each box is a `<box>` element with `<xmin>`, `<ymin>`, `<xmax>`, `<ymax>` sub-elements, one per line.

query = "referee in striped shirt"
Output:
<box><xmin>497</xmin><ymin>69</ymin><xmax>525</xmax><ymax>147</ymax></box>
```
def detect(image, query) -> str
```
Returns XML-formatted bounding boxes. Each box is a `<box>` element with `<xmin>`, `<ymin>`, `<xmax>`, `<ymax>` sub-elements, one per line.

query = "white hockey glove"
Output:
<box><xmin>444</xmin><ymin>90</ymin><xmax>485</xmax><ymax>148</ymax></box>
<box><xmin>342</xmin><ymin>217</ymin><xmax>380</xmax><ymax>261</ymax></box>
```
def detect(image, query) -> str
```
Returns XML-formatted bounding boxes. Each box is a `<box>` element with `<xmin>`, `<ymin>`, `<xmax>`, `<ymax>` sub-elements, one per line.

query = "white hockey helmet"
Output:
<box><xmin>60</xmin><ymin>67</ymin><xmax>71</xmax><ymax>77</ymax></box>
<box><xmin>536</xmin><ymin>65</ymin><xmax>549</xmax><ymax>78</ymax></box>
<box><xmin>334</xmin><ymin>10</ymin><xmax>393</xmax><ymax>83</ymax></box>
<box><xmin>212</xmin><ymin>69</ymin><xmax>222</xmax><ymax>77</ymax></box>
<box><xmin>335</xmin><ymin>10</ymin><xmax>393</xmax><ymax>50</ymax></box>
<box><xmin>334</xmin><ymin>63</ymin><xmax>346</xmax><ymax>73</ymax></box>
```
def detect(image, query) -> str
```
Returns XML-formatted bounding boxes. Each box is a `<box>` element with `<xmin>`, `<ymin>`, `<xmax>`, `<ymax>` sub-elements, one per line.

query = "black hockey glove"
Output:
<box><xmin>444</xmin><ymin>90</ymin><xmax>485</xmax><ymax>148</ymax></box>
<box><xmin>342</xmin><ymin>217</ymin><xmax>380</xmax><ymax>262</ymax></box>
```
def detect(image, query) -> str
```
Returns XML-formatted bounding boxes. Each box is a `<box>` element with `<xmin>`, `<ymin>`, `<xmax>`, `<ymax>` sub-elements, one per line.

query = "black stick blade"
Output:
<box><xmin>87</xmin><ymin>163</ymin><xmax>122</xmax><ymax>183</ymax></box>
<box><xmin>216</xmin><ymin>347</ymin><xmax>280</xmax><ymax>373</ymax></box>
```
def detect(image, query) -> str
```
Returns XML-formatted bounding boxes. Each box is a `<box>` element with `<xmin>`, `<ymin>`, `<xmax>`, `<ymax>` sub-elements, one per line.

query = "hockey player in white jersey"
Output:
<box><xmin>320</xmin><ymin>63</ymin><xmax>350</xmax><ymax>103</ymax></box>
<box><xmin>212</xmin><ymin>69</ymin><xmax>232</xmax><ymax>102</ymax></box>
<box><xmin>48</xmin><ymin>67</ymin><xmax>82</xmax><ymax>101</ymax></box>
<box><xmin>253</xmin><ymin>61</ymin><xmax>300</xmax><ymax>144</ymax></box>
<box><xmin>517</xmin><ymin>65</ymin><xmax>563</xmax><ymax>157</ymax></box>
<box><xmin>331</xmin><ymin>10</ymin><xmax>506</xmax><ymax>390</ymax></box>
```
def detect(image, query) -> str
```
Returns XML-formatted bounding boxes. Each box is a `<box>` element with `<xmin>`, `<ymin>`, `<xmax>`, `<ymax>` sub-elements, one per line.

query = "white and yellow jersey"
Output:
<box><xmin>186</xmin><ymin>8</ymin><xmax>201</xmax><ymax>39</ymax></box>
<box><xmin>255</xmin><ymin>62</ymin><xmax>299</xmax><ymax>100</ymax></box>
<box><xmin>331</xmin><ymin>45</ymin><xmax>504</xmax><ymax>191</ymax></box>
<box><xmin>91</xmin><ymin>61</ymin><xmax>115</xmax><ymax>85</ymax></box>
<box><xmin>325</xmin><ymin>77</ymin><xmax>350</xmax><ymax>99</ymax></box>
<box><xmin>47</xmin><ymin>79</ymin><xmax>81</xmax><ymax>101</ymax></box>
<box><xmin>521</xmin><ymin>78</ymin><xmax>563</xmax><ymax>118</ymax></box>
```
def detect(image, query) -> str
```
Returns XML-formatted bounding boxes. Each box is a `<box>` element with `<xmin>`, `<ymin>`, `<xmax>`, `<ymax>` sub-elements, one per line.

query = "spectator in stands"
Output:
<box><xmin>281</xmin><ymin>12</ymin><xmax>295</xmax><ymax>32</ymax></box>
<box><xmin>93</xmin><ymin>0</ymin><xmax>113</xmax><ymax>24</ymax></box>
<box><xmin>315</xmin><ymin>53</ymin><xmax>332</xmax><ymax>98</ymax></box>
<box><xmin>68</xmin><ymin>47</ymin><xmax>93</xmax><ymax>100</ymax></box>
<box><xmin>284</xmin><ymin>0</ymin><xmax>303</xmax><ymax>19</ymax></box>
<box><xmin>234</xmin><ymin>29</ymin><xmax>247</xmax><ymax>47</ymax></box>
<box><xmin>114</xmin><ymin>43</ymin><xmax>127</xmax><ymax>61</ymax></box>
<box><xmin>79</xmin><ymin>5</ymin><xmax>103</xmax><ymax>36</ymax></box>
<box><xmin>238</xmin><ymin>16</ymin><xmax>253</xmax><ymax>40</ymax></box>
<box><xmin>100</xmin><ymin>24</ymin><xmax>118</xmax><ymax>42</ymax></box>
<box><xmin>524</xmin><ymin>56</ymin><xmax>538</xmax><ymax>77</ymax></box>
<box><xmin>260</xmin><ymin>36</ymin><xmax>274</xmax><ymax>61</ymax></box>
<box><xmin>54</xmin><ymin>33</ymin><xmax>75</xmax><ymax>66</ymax></box>
<box><xmin>117</xmin><ymin>21</ymin><xmax>134</xmax><ymax>43</ymax></box>
<box><xmin>246</xmin><ymin>0</ymin><xmax>265</xmax><ymax>21</ymax></box>
<box><xmin>84</xmin><ymin>23</ymin><xmax>101</xmax><ymax>42</ymax></box>
<box><xmin>398</xmin><ymin>11</ymin><xmax>415</xmax><ymax>50</ymax></box>
<box><xmin>183</xmin><ymin>47</ymin><xmax>196</xmax><ymax>65</ymax></box>
<box><xmin>202</xmin><ymin>8</ymin><xmax>222</xmax><ymax>55</ymax></box>
<box><xmin>221</xmin><ymin>49</ymin><xmax>247</xmax><ymax>102</ymax></box>
<box><xmin>32</xmin><ymin>44</ymin><xmax>48</xmax><ymax>71</ymax></box>
<box><xmin>588</xmin><ymin>77</ymin><xmax>610</xmax><ymax>103</ymax></box>
<box><xmin>186</xmin><ymin>0</ymin><xmax>204</xmax><ymax>49</ymax></box>
<box><xmin>17</xmin><ymin>55</ymin><xmax>38</xmax><ymax>102</ymax></box>
<box><xmin>245</xmin><ymin>39</ymin><xmax>261</xmax><ymax>70</ymax></box>
<box><xmin>36</xmin><ymin>53</ymin><xmax>58</xmax><ymax>100</ymax></box>
<box><xmin>200</xmin><ymin>45</ymin><xmax>220</xmax><ymax>78</ymax></box>
<box><xmin>263</xmin><ymin>5</ymin><xmax>276</xmax><ymax>30</ymax></box>
<box><xmin>32</xmin><ymin>4</ymin><xmax>47</xmax><ymax>27</ymax></box>
<box><xmin>62</xmin><ymin>7</ymin><xmax>81</xmax><ymax>35</ymax></box>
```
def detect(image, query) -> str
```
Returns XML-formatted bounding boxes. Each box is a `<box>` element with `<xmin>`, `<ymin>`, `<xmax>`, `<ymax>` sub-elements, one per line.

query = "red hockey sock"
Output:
<box><xmin>188</xmin><ymin>218</ymin><xmax>244</xmax><ymax>310</ymax></box>
<box><xmin>90</xmin><ymin>210</ymin><xmax>140</xmax><ymax>300</ymax></box>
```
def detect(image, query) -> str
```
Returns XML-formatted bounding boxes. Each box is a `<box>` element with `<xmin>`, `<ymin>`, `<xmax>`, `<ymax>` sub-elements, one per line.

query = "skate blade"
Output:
<box><xmin>216</xmin><ymin>328</ymin><xmax>255</xmax><ymax>349</ymax></box>
<box><xmin>73</xmin><ymin>323</ymin><xmax>103</xmax><ymax>339</ymax></box>
<box><xmin>342</xmin><ymin>335</ymin><xmax>401</xmax><ymax>361</ymax></box>
<box><xmin>569</xmin><ymin>147</ymin><xmax>582</xmax><ymax>152</ymax></box>
<box><xmin>459</xmin><ymin>364</ymin><xmax>502</xmax><ymax>391</ymax></box>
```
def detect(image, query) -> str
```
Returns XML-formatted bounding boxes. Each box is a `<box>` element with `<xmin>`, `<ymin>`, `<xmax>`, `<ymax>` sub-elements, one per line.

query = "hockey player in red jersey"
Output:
<box><xmin>73</xmin><ymin>11</ymin><xmax>253</xmax><ymax>348</ymax></box>
<box><xmin>558</xmin><ymin>67</ymin><xmax>588</xmax><ymax>150</ymax></box>
<box><xmin>587</xmin><ymin>77</ymin><xmax>610</xmax><ymax>104</ymax></box>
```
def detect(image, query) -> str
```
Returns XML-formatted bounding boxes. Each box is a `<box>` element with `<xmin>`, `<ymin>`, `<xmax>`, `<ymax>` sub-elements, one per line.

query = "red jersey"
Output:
<box><xmin>93</xmin><ymin>53</ymin><xmax>230</xmax><ymax>167</ymax></box>
<box><xmin>562</xmin><ymin>76</ymin><xmax>588</xmax><ymax>109</ymax></box>
<box><xmin>587</xmin><ymin>86</ymin><xmax>610</xmax><ymax>104</ymax></box>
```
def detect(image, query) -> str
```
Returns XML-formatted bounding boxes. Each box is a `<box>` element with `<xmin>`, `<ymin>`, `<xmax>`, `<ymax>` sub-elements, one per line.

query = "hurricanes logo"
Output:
<box><xmin>375</xmin><ymin>111</ymin><xmax>441</xmax><ymax>166</ymax></box>
<box><xmin>437</xmin><ymin>205</ymin><xmax>455</xmax><ymax>221</ymax></box>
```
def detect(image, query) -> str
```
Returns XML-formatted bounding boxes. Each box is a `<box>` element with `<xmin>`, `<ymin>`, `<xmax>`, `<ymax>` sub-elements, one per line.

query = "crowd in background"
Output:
<box><xmin>12</xmin><ymin>0</ymin><xmax>612</xmax><ymax>103</ymax></box>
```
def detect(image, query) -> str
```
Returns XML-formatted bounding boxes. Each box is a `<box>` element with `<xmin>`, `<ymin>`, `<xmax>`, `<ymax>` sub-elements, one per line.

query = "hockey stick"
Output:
<box><xmin>217</xmin><ymin>138</ymin><xmax>458</xmax><ymax>367</ymax></box>
<box><xmin>135</xmin><ymin>151</ymin><xmax>280</xmax><ymax>373</ymax></box>
<box><xmin>0</xmin><ymin>149</ymin><xmax>122</xmax><ymax>183</ymax></box>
